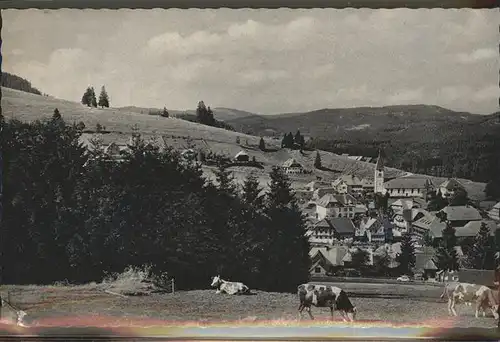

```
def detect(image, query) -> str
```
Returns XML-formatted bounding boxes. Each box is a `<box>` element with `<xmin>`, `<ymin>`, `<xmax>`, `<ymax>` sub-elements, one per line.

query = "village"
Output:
<box><xmin>79</xmin><ymin>131</ymin><xmax>500</xmax><ymax>285</ymax></box>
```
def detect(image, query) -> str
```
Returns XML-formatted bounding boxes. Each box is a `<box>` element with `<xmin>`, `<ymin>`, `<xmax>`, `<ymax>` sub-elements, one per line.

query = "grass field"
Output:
<box><xmin>1</xmin><ymin>281</ymin><xmax>498</xmax><ymax>329</ymax></box>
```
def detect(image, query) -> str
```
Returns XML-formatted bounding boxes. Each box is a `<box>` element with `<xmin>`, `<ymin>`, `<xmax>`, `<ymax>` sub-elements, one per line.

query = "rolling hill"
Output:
<box><xmin>1</xmin><ymin>86</ymin><xmax>488</xmax><ymax>200</ymax></box>
<box><xmin>224</xmin><ymin>104</ymin><xmax>499</xmax><ymax>143</ymax></box>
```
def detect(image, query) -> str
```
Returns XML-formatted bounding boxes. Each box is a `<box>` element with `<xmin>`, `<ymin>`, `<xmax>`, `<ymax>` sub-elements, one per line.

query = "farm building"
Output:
<box><xmin>234</xmin><ymin>150</ymin><xmax>249</xmax><ymax>162</ymax></box>
<box><xmin>332</xmin><ymin>174</ymin><xmax>374</xmax><ymax>194</ymax></box>
<box><xmin>282</xmin><ymin>158</ymin><xmax>304</xmax><ymax>174</ymax></box>
<box><xmin>414</xmin><ymin>246</ymin><xmax>438</xmax><ymax>280</ymax></box>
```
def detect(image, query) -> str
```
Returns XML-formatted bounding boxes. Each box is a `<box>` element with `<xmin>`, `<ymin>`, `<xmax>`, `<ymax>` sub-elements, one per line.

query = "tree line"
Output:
<box><xmin>1</xmin><ymin>111</ymin><xmax>310</xmax><ymax>292</ymax></box>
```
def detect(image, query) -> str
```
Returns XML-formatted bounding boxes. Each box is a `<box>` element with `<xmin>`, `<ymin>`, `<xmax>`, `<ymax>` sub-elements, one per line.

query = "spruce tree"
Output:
<box><xmin>314</xmin><ymin>151</ymin><xmax>322</xmax><ymax>169</ymax></box>
<box><xmin>263</xmin><ymin>166</ymin><xmax>310</xmax><ymax>292</ymax></box>
<box><xmin>294</xmin><ymin>130</ymin><xmax>302</xmax><ymax>147</ymax></box>
<box><xmin>98</xmin><ymin>86</ymin><xmax>110</xmax><ymax>108</ymax></box>
<box><xmin>468</xmin><ymin>222</ymin><xmax>495</xmax><ymax>269</ymax></box>
<box><xmin>396</xmin><ymin>232</ymin><xmax>416</xmax><ymax>275</ymax></box>
<box><xmin>81</xmin><ymin>87</ymin><xmax>92</xmax><ymax>106</ymax></box>
<box><xmin>242</xmin><ymin>172</ymin><xmax>263</xmax><ymax>209</ymax></box>
<box><xmin>161</xmin><ymin>107</ymin><xmax>169</xmax><ymax>118</ymax></box>
<box><xmin>433</xmin><ymin>217</ymin><xmax>460</xmax><ymax>272</ymax></box>
<box><xmin>90</xmin><ymin>87</ymin><xmax>98</xmax><ymax>107</ymax></box>
<box><xmin>196</xmin><ymin>101</ymin><xmax>207</xmax><ymax>124</ymax></box>
<box><xmin>214</xmin><ymin>162</ymin><xmax>236</xmax><ymax>195</ymax></box>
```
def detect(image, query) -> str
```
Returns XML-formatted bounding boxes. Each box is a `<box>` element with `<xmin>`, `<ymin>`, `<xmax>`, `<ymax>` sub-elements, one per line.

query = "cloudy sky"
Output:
<box><xmin>3</xmin><ymin>9</ymin><xmax>498</xmax><ymax>114</ymax></box>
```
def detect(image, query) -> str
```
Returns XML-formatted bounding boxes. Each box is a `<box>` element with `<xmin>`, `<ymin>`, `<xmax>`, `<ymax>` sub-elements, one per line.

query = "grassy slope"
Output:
<box><xmin>2</xmin><ymin>282</ymin><xmax>495</xmax><ymax>328</ymax></box>
<box><xmin>1</xmin><ymin>87</ymin><xmax>486</xmax><ymax>199</ymax></box>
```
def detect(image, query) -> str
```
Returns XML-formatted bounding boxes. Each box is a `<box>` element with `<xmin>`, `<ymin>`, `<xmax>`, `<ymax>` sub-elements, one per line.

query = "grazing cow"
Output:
<box><xmin>297</xmin><ymin>284</ymin><xmax>357</xmax><ymax>322</ymax></box>
<box><xmin>474</xmin><ymin>287</ymin><xmax>500</xmax><ymax>319</ymax></box>
<box><xmin>210</xmin><ymin>275</ymin><xmax>250</xmax><ymax>295</ymax></box>
<box><xmin>440</xmin><ymin>282</ymin><xmax>492</xmax><ymax>317</ymax></box>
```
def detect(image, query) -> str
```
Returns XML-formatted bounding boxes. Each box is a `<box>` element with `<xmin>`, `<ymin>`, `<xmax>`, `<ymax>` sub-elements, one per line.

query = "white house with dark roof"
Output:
<box><xmin>411</xmin><ymin>213</ymin><xmax>446</xmax><ymax>239</ymax></box>
<box><xmin>438</xmin><ymin>178</ymin><xmax>465</xmax><ymax>198</ymax></box>
<box><xmin>315</xmin><ymin>193</ymin><xmax>357</xmax><ymax>220</ymax></box>
<box><xmin>383</xmin><ymin>176</ymin><xmax>435</xmax><ymax>199</ymax></box>
<box><xmin>307</xmin><ymin>217</ymin><xmax>356</xmax><ymax>244</ymax></box>
<box><xmin>439</xmin><ymin>205</ymin><xmax>482</xmax><ymax>228</ymax></box>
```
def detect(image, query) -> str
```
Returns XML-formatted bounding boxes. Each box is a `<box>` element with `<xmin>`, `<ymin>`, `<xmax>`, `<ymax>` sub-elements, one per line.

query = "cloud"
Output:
<box><xmin>2</xmin><ymin>9</ymin><xmax>498</xmax><ymax>114</ymax></box>
<box><xmin>456</xmin><ymin>48</ymin><xmax>497</xmax><ymax>64</ymax></box>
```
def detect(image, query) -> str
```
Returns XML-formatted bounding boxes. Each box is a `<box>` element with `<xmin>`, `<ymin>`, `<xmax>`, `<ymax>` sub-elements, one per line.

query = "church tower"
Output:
<box><xmin>374</xmin><ymin>149</ymin><xmax>385</xmax><ymax>194</ymax></box>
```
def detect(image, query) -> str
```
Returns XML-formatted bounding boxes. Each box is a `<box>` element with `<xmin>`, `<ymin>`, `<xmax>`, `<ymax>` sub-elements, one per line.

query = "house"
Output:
<box><xmin>308</xmin><ymin>217</ymin><xmax>356</xmax><ymax>243</ymax></box>
<box><xmin>438</xmin><ymin>205</ymin><xmax>482</xmax><ymax>228</ymax></box>
<box><xmin>309</xmin><ymin>246</ymin><xmax>349</xmax><ymax>275</ymax></box>
<box><xmin>488</xmin><ymin>202</ymin><xmax>500</xmax><ymax>221</ymax></box>
<box><xmin>383</xmin><ymin>176</ymin><xmax>435</xmax><ymax>199</ymax></box>
<box><xmin>454</xmin><ymin>220</ymin><xmax>499</xmax><ymax>238</ymax></box>
<box><xmin>369</xmin><ymin>216</ymin><xmax>394</xmax><ymax>243</ymax></box>
<box><xmin>234</xmin><ymin>150</ymin><xmax>249</xmax><ymax>162</ymax></box>
<box><xmin>438</xmin><ymin>178</ymin><xmax>465</xmax><ymax>198</ymax></box>
<box><xmin>390</xmin><ymin>198</ymin><xmax>426</xmax><ymax>212</ymax></box>
<box><xmin>315</xmin><ymin>193</ymin><xmax>357</xmax><ymax>220</ymax></box>
<box><xmin>329</xmin><ymin>217</ymin><xmax>356</xmax><ymax>240</ymax></box>
<box><xmin>412</xmin><ymin>213</ymin><xmax>446</xmax><ymax>240</ymax></box>
<box><xmin>303</xmin><ymin>181</ymin><xmax>331</xmax><ymax>192</ymax></box>
<box><xmin>332</xmin><ymin>174</ymin><xmax>373</xmax><ymax>194</ymax></box>
<box><xmin>282</xmin><ymin>158</ymin><xmax>304</xmax><ymax>174</ymax></box>
<box><xmin>312</xmin><ymin>187</ymin><xmax>337</xmax><ymax>200</ymax></box>
<box><xmin>393</xmin><ymin>208</ymin><xmax>427</xmax><ymax>232</ymax></box>
<box><xmin>414</xmin><ymin>246</ymin><xmax>438</xmax><ymax>280</ymax></box>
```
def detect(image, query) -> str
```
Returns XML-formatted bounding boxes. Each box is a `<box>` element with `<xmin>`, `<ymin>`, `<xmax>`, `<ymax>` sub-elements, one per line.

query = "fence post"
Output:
<box><xmin>171</xmin><ymin>278</ymin><xmax>175</xmax><ymax>294</ymax></box>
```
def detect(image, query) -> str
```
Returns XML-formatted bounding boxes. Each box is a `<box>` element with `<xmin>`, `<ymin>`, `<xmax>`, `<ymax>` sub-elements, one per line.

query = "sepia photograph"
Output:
<box><xmin>1</xmin><ymin>7</ymin><xmax>499</xmax><ymax>339</ymax></box>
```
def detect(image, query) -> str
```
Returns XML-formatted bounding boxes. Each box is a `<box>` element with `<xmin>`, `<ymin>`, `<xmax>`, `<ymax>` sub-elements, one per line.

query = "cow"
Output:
<box><xmin>210</xmin><ymin>275</ymin><xmax>250</xmax><ymax>295</ymax></box>
<box><xmin>440</xmin><ymin>282</ymin><xmax>494</xmax><ymax>317</ymax></box>
<box><xmin>474</xmin><ymin>286</ymin><xmax>500</xmax><ymax>319</ymax></box>
<box><xmin>297</xmin><ymin>283</ymin><xmax>357</xmax><ymax>322</ymax></box>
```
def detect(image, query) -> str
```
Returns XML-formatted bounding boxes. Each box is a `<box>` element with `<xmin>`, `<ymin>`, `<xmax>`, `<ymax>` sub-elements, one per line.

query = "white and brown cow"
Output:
<box><xmin>474</xmin><ymin>286</ymin><xmax>500</xmax><ymax>319</ymax></box>
<box><xmin>210</xmin><ymin>275</ymin><xmax>250</xmax><ymax>295</ymax></box>
<box><xmin>297</xmin><ymin>283</ymin><xmax>357</xmax><ymax>322</ymax></box>
<box><xmin>440</xmin><ymin>282</ymin><xmax>496</xmax><ymax>318</ymax></box>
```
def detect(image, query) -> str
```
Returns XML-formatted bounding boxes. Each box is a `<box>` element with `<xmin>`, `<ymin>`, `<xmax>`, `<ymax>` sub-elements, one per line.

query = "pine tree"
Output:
<box><xmin>98</xmin><ymin>86</ymin><xmax>110</xmax><ymax>108</ymax></box>
<box><xmin>161</xmin><ymin>107</ymin><xmax>169</xmax><ymax>118</ymax></box>
<box><xmin>294</xmin><ymin>130</ymin><xmax>302</xmax><ymax>147</ymax></box>
<box><xmin>314</xmin><ymin>151</ymin><xmax>322</xmax><ymax>169</ymax></box>
<box><xmin>90</xmin><ymin>87</ymin><xmax>97</xmax><ymax>107</ymax></box>
<box><xmin>259</xmin><ymin>137</ymin><xmax>266</xmax><ymax>151</ymax></box>
<box><xmin>468</xmin><ymin>222</ymin><xmax>495</xmax><ymax>269</ymax></box>
<box><xmin>396</xmin><ymin>232</ymin><xmax>416</xmax><ymax>275</ymax></box>
<box><xmin>206</xmin><ymin>106</ymin><xmax>215</xmax><ymax>126</ymax></box>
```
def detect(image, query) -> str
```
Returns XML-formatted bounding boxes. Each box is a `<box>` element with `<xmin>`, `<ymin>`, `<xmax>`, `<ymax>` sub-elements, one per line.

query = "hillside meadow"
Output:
<box><xmin>1</xmin><ymin>86</ymin><xmax>487</xmax><ymax>199</ymax></box>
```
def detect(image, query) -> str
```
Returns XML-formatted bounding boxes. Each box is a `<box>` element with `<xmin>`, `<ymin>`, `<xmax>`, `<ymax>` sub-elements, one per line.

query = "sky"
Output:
<box><xmin>2</xmin><ymin>9</ymin><xmax>499</xmax><ymax>115</ymax></box>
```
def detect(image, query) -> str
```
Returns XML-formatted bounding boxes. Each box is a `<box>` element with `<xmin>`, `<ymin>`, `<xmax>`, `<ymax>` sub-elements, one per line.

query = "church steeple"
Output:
<box><xmin>375</xmin><ymin>149</ymin><xmax>385</xmax><ymax>171</ymax></box>
<box><xmin>374</xmin><ymin>149</ymin><xmax>385</xmax><ymax>194</ymax></box>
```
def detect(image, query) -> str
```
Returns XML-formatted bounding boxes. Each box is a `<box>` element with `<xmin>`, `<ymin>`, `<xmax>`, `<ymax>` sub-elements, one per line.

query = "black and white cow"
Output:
<box><xmin>297</xmin><ymin>283</ymin><xmax>357</xmax><ymax>322</ymax></box>
<box><xmin>210</xmin><ymin>275</ymin><xmax>250</xmax><ymax>295</ymax></box>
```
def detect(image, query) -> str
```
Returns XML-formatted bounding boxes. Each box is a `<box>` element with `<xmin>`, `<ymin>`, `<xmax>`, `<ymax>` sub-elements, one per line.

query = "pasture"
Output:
<box><xmin>2</xmin><ymin>282</ymin><xmax>498</xmax><ymax>329</ymax></box>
